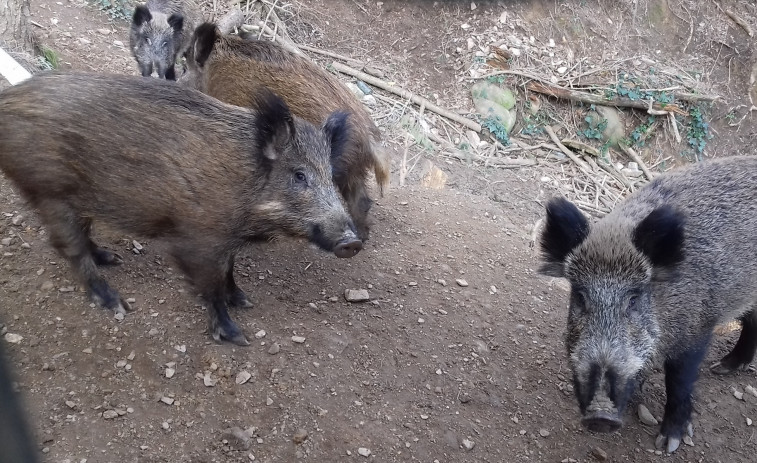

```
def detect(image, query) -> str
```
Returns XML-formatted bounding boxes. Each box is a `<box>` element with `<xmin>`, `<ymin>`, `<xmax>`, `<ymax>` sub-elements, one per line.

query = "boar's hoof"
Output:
<box><xmin>334</xmin><ymin>238</ymin><xmax>363</xmax><ymax>258</ymax></box>
<box><xmin>92</xmin><ymin>248</ymin><xmax>124</xmax><ymax>266</ymax></box>
<box><xmin>89</xmin><ymin>280</ymin><xmax>131</xmax><ymax>314</ymax></box>
<box><xmin>581</xmin><ymin>411</ymin><xmax>623</xmax><ymax>434</ymax></box>
<box><xmin>655</xmin><ymin>422</ymin><xmax>693</xmax><ymax>454</ymax></box>
<box><xmin>709</xmin><ymin>360</ymin><xmax>756</xmax><ymax>375</ymax></box>
<box><xmin>211</xmin><ymin>320</ymin><xmax>250</xmax><ymax>346</ymax></box>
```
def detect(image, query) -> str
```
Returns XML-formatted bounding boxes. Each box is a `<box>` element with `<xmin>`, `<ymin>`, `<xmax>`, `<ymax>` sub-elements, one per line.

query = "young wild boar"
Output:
<box><xmin>539</xmin><ymin>156</ymin><xmax>757</xmax><ymax>453</ymax></box>
<box><xmin>130</xmin><ymin>0</ymin><xmax>201</xmax><ymax>79</ymax></box>
<box><xmin>178</xmin><ymin>23</ymin><xmax>390</xmax><ymax>241</ymax></box>
<box><xmin>0</xmin><ymin>72</ymin><xmax>362</xmax><ymax>346</ymax></box>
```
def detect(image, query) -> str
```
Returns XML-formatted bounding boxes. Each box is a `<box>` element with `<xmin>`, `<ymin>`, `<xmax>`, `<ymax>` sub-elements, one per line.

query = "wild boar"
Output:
<box><xmin>178</xmin><ymin>23</ymin><xmax>390</xmax><ymax>240</ymax></box>
<box><xmin>0</xmin><ymin>72</ymin><xmax>362</xmax><ymax>346</ymax></box>
<box><xmin>130</xmin><ymin>0</ymin><xmax>202</xmax><ymax>79</ymax></box>
<box><xmin>539</xmin><ymin>156</ymin><xmax>757</xmax><ymax>453</ymax></box>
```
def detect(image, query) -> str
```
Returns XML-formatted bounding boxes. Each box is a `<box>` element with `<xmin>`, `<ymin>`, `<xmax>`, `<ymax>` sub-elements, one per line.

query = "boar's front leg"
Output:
<box><xmin>171</xmin><ymin>248</ymin><xmax>250</xmax><ymax>346</ymax></box>
<box><xmin>39</xmin><ymin>200</ymin><xmax>129</xmax><ymax>314</ymax></box>
<box><xmin>225</xmin><ymin>255</ymin><xmax>253</xmax><ymax>308</ymax></box>
<box><xmin>656</xmin><ymin>337</ymin><xmax>709</xmax><ymax>453</ymax></box>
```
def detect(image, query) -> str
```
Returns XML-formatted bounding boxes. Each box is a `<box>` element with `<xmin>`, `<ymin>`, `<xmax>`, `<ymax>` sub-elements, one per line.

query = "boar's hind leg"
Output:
<box><xmin>171</xmin><ymin>250</ymin><xmax>250</xmax><ymax>346</ymax></box>
<box><xmin>80</xmin><ymin>218</ymin><xmax>124</xmax><ymax>266</ymax></box>
<box><xmin>40</xmin><ymin>201</ymin><xmax>129</xmax><ymax>314</ymax></box>
<box><xmin>225</xmin><ymin>256</ymin><xmax>253</xmax><ymax>308</ymax></box>
<box><xmin>711</xmin><ymin>309</ymin><xmax>757</xmax><ymax>374</ymax></box>
<box><xmin>656</xmin><ymin>337</ymin><xmax>709</xmax><ymax>453</ymax></box>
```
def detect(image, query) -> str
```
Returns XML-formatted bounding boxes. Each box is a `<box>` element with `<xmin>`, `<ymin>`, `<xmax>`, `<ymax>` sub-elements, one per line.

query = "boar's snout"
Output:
<box><xmin>334</xmin><ymin>236</ymin><xmax>363</xmax><ymax>258</ymax></box>
<box><xmin>581</xmin><ymin>411</ymin><xmax>623</xmax><ymax>434</ymax></box>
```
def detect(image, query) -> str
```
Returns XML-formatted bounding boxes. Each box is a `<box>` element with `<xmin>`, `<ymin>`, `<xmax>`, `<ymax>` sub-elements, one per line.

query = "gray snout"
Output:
<box><xmin>334</xmin><ymin>237</ymin><xmax>362</xmax><ymax>258</ymax></box>
<box><xmin>582</xmin><ymin>411</ymin><xmax>623</xmax><ymax>433</ymax></box>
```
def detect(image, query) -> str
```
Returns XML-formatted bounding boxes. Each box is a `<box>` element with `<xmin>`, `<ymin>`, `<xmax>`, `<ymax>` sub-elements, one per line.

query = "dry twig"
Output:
<box><xmin>527</xmin><ymin>81</ymin><xmax>688</xmax><ymax>116</ymax></box>
<box><xmin>331</xmin><ymin>61</ymin><xmax>482</xmax><ymax>132</ymax></box>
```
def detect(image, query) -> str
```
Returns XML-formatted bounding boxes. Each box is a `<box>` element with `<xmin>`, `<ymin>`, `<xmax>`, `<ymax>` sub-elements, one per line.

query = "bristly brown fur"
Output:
<box><xmin>0</xmin><ymin>71</ymin><xmax>358</xmax><ymax>345</ymax></box>
<box><xmin>179</xmin><ymin>24</ymin><xmax>391</xmax><ymax>240</ymax></box>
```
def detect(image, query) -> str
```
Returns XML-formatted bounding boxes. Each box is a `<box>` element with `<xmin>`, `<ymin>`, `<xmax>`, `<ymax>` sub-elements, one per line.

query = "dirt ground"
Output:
<box><xmin>2</xmin><ymin>0</ymin><xmax>757</xmax><ymax>462</ymax></box>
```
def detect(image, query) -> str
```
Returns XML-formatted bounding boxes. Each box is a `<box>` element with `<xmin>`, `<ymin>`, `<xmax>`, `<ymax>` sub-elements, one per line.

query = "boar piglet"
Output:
<box><xmin>539</xmin><ymin>156</ymin><xmax>757</xmax><ymax>453</ymax></box>
<box><xmin>130</xmin><ymin>0</ymin><xmax>202</xmax><ymax>79</ymax></box>
<box><xmin>179</xmin><ymin>23</ymin><xmax>390</xmax><ymax>241</ymax></box>
<box><xmin>0</xmin><ymin>72</ymin><xmax>361</xmax><ymax>346</ymax></box>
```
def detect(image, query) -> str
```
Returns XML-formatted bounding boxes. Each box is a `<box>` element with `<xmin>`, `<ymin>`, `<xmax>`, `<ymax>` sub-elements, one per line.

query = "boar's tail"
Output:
<box><xmin>370</xmin><ymin>140</ymin><xmax>391</xmax><ymax>197</ymax></box>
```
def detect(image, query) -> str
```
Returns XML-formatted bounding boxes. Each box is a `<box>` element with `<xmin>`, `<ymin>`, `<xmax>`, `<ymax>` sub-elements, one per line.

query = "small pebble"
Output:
<box><xmin>102</xmin><ymin>410</ymin><xmax>118</xmax><ymax>419</ymax></box>
<box><xmin>266</xmin><ymin>397</ymin><xmax>274</xmax><ymax>406</ymax></box>
<box><xmin>165</xmin><ymin>368</ymin><xmax>175</xmax><ymax>379</ymax></box>
<box><xmin>539</xmin><ymin>429</ymin><xmax>550</xmax><ymax>437</ymax></box>
<box><xmin>65</xmin><ymin>400</ymin><xmax>76</xmax><ymax>410</ymax></box>
<box><xmin>437</xmin><ymin>279</ymin><xmax>447</xmax><ymax>286</ymax></box>
<box><xmin>4</xmin><ymin>333</ymin><xmax>23</xmax><ymax>343</ymax></box>
<box><xmin>116</xmin><ymin>359</ymin><xmax>127</xmax><ymax>368</ymax></box>
<box><xmin>1</xmin><ymin>237</ymin><xmax>12</xmax><ymax>246</ymax></box>
<box><xmin>638</xmin><ymin>404</ymin><xmax>658</xmax><ymax>426</ymax></box>
<box><xmin>40</xmin><ymin>281</ymin><xmax>54</xmax><ymax>291</ymax></box>
<box><xmin>236</xmin><ymin>371</ymin><xmax>252</xmax><ymax>385</ymax></box>
<box><xmin>293</xmin><ymin>429</ymin><xmax>308</xmax><ymax>444</ymax></box>
<box><xmin>462</xmin><ymin>438</ymin><xmax>475</xmax><ymax>450</ymax></box>
<box><xmin>591</xmin><ymin>447</ymin><xmax>608</xmax><ymax>461</ymax></box>
<box><xmin>203</xmin><ymin>373</ymin><xmax>216</xmax><ymax>387</ymax></box>
<box><xmin>747</xmin><ymin>417</ymin><xmax>753</xmax><ymax>426</ymax></box>
<box><xmin>82</xmin><ymin>347</ymin><xmax>93</xmax><ymax>354</ymax></box>
<box><xmin>455</xmin><ymin>279</ymin><xmax>468</xmax><ymax>287</ymax></box>
<box><xmin>160</xmin><ymin>397</ymin><xmax>174</xmax><ymax>405</ymax></box>
<box><xmin>268</xmin><ymin>343</ymin><xmax>280</xmax><ymax>355</ymax></box>
<box><xmin>683</xmin><ymin>435</ymin><xmax>694</xmax><ymax>446</ymax></box>
<box><xmin>291</xmin><ymin>336</ymin><xmax>306</xmax><ymax>344</ymax></box>
<box><xmin>114</xmin><ymin>312</ymin><xmax>124</xmax><ymax>322</ymax></box>
<box><xmin>162</xmin><ymin>421</ymin><xmax>170</xmax><ymax>430</ymax></box>
<box><xmin>254</xmin><ymin>330</ymin><xmax>266</xmax><ymax>339</ymax></box>
<box><xmin>357</xmin><ymin>448</ymin><xmax>371</xmax><ymax>457</ymax></box>
<box><xmin>344</xmin><ymin>289</ymin><xmax>370</xmax><ymax>302</ymax></box>
<box><xmin>734</xmin><ymin>390</ymin><xmax>745</xmax><ymax>400</ymax></box>
<box><xmin>746</xmin><ymin>385</ymin><xmax>757</xmax><ymax>398</ymax></box>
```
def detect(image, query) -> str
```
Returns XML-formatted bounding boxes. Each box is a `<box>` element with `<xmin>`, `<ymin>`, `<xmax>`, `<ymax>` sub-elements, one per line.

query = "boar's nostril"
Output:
<box><xmin>334</xmin><ymin>238</ymin><xmax>362</xmax><ymax>258</ymax></box>
<box><xmin>581</xmin><ymin>411</ymin><xmax>623</xmax><ymax>434</ymax></box>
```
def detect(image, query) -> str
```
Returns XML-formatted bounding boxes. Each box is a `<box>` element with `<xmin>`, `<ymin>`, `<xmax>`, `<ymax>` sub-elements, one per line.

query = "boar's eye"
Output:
<box><xmin>626</xmin><ymin>295</ymin><xmax>639</xmax><ymax>316</ymax></box>
<box><xmin>572</xmin><ymin>290</ymin><xmax>587</xmax><ymax>313</ymax></box>
<box><xmin>162</xmin><ymin>41</ymin><xmax>169</xmax><ymax>49</ymax></box>
<box><xmin>294</xmin><ymin>170</ymin><xmax>307</xmax><ymax>184</ymax></box>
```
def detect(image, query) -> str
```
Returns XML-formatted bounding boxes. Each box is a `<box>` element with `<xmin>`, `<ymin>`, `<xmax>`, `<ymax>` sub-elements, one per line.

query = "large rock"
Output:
<box><xmin>471</xmin><ymin>81</ymin><xmax>517</xmax><ymax>133</ymax></box>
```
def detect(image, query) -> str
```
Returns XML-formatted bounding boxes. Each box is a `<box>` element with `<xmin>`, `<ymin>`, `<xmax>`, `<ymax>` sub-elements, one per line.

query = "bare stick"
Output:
<box><xmin>527</xmin><ymin>81</ymin><xmax>688</xmax><ymax>116</ymax></box>
<box><xmin>673</xmin><ymin>92</ymin><xmax>720</xmax><ymax>103</ymax></box>
<box><xmin>619</xmin><ymin>144</ymin><xmax>654</xmax><ymax>181</ymax></box>
<box><xmin>725</xmin><ymin>9</ymin><xmax>754</xmax><ymax>37</ymax></box>
<box><xmin>299</xmin><ymin>44</ymin><xmax>365</xmax><ymax>66</ymax></box>
<box><xmin>668</xmin><ymin>112</ymin><xmax>681</xmax><ymax>143</ymax></box>
<box><xmin>544</xmin><ymin>126</ymin><xmax>591</xmax><ymax>173</ymax></box>
<box><xmin>331</xmin><ymin>61</ymin><xmax>482</xmax><ymax>132</ymax></box>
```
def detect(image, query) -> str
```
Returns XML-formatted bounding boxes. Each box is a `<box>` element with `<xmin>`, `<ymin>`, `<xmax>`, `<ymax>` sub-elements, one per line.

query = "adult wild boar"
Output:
<box><xmin>0</xmin><ymin>72</ymin><xmax>362</xmax><ymax>346</ymax></box>
<box><xmin>539</xmin><ymin>156</ymin><xmax>757</xmax><ymax>453</ymax></box>
<box><xmin>178</xmin><ymin>23</ymin><xmax>390</xmax><ymax>241</ymax></box>
<box><xmin>130</xmin><ymin>0</ymin><xmax>202</xmax><ymax>79</ymax></box>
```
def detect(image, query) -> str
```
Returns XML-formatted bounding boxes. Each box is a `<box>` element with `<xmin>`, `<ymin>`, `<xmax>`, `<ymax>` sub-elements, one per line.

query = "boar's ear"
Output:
<box><xmin>322</xmin><ymin>111</ymin><xmax>350</xmax><ymax>162</ymax></box>
<box><xmin>633</xmin><ymin>205</ymin><xmax>685</xmax><ymax>269</ymax></box>
<box><xmin>167</xmin><ymin>14</ymin><xmax>184</xmax><ymax>33</ymax></box>
<box><xmin>252</xmin><ymin>89</ymin><xmax>295</xmax><ymax>166</ymax></box>
<box><xmin>132</xmin><ymin>5</ymin><xmax>152</xmax><ymax>27</ymax></box>
<box><xmin>539</xmin><ymin>197</ymin><xmax>589</xmax><ymax>277</ymax></box>
<box><xmin>192</xmin><ymin>23</ymin><xmax>218</xmax><ymax>67</ymax></box>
